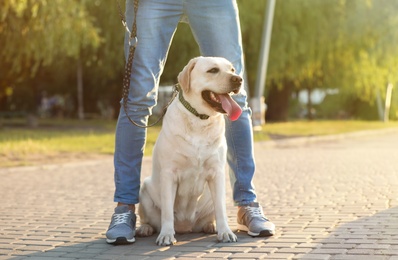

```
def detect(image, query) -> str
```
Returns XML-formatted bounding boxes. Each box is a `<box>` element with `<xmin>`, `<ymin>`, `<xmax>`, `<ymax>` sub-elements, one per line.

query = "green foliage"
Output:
<box><xmin>239</xmin><ymin>0</ymin><xmax>398</xmax><ymax>120</ymax></box>
<box><xmin>0</xmin><ymin>0</ymin><xmax>101</xmax><ymax>78</ymax></box>
<box><xmin>0</xmin><ymin>0</ymin><xmax>104</xmax><ymax>114</ymax></box>
<box><xmin>0</xmin><ymin>0</ymin><xmax>397</xmax><ymax>120</ymax></box>
<box><xmin>335</xmin><ymin>0</ymin><xmax>398</xmax><ymax>104</ymax></box>
<box><xmin>237</xmin><ymin>0</ymin><xmax>267</xmax><ymax>90</ymax></box>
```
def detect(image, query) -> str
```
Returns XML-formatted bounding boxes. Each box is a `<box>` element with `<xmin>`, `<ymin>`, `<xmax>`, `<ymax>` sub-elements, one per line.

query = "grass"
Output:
<box><xmin>1</xmin><ymin>118</ymin><xmax>397</xmax><ymax>167</ymax></box>
<box><xmin>253</xmin><ymin>120</ymin><xmax>398</xmax><ymax>141</ymax></box>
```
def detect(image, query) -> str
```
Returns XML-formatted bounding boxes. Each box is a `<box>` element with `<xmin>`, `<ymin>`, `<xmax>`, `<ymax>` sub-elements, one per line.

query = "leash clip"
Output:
<box><xmin>173</xmin><ymin>84</ymin><xmax>180</xmax><ymax>94</ymax></box>
<box><xmin>120</xmin><ymin>19</ymin><xmax>138</xmax><ymax>48</ymax></box>
<box><xmin>128</xmin><ymin>36</ymin><xmax>138</xmax><ymax>47</ymax></box>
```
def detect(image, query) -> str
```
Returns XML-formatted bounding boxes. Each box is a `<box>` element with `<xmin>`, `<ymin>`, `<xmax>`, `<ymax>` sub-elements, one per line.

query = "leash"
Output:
<box><xmin>116</xmin><ymin>0</ymin><xmax>178</xmax><ymax>128</ymax></box>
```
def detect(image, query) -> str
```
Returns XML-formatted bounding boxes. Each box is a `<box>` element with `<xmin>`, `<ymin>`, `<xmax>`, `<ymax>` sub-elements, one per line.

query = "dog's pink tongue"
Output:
<box><xmin>219</xmin><ymin>94</ymin><xmax>242</xmax><ymax>121</ymax></box>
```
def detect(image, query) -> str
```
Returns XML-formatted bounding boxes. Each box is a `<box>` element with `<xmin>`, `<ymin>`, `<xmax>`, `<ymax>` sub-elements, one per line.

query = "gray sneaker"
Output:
<box><xmin>237</xmin><ymin>202</ymin><xmax>275</xmax><ymax>237</ymax></box>
<box><xmin>106</xmin><ymin>205</ymin><xmax>136</xmax><ymax>244</ymax></box>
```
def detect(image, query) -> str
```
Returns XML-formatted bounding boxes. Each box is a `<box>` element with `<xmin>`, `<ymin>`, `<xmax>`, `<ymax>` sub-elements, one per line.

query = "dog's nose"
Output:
<box><xmin>231</xmin><ymin>75</ymin><xmax>242</xmax><ymax>84</ymax></box>
<box><xmin>230</xmin><ymin>75</ymin><xmax>242</xmax><ymax>93</ymax></box>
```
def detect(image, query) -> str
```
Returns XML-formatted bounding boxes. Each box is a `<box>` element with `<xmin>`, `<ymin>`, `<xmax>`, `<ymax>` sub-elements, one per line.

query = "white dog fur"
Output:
<box><xmin>136</xmin><ymin>56</ymin><xmax>243</xmax><ymax>246</ymax></box>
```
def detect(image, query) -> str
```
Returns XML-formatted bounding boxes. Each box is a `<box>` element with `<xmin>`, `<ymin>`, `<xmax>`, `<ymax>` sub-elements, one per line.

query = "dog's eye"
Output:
<box><xmin>207</xmin><ymin>68</ymin><xmax>219</xmax><ymax>74</ymax></box>
<box><xmin>231</xmin><ymin>68</ymin><xmax>235</xmax><ymax>73</ymax></box>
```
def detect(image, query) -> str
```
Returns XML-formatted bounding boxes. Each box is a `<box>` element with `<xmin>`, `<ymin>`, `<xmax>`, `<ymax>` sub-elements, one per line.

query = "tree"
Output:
<box><xmin>2</xmin><ymin>0</ymin><xmax>397</xmax><ymax>122</ymax></box>
<box><xmin>241</xmin><ymin>0</ymin><xmax>398</xmax><ymax>121</ymax></box>
<box><xmin>0</xmin><ymin>0</ymin><xmax>101</xmax><ymax>115</ymax></box>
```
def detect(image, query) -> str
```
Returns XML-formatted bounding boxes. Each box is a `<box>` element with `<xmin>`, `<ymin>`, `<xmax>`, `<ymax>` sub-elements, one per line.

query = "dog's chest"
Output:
<box><xmin>177</xmin><ymin>123</ymin><xmax>226</xmax><ymax>159</ymax></box>
<box><xmin>173</xmin><ymin>167</ymin><xmax>212</xmax><ymax>223</ymax></box>
<box><xmin>175</xmin><ymin>168</ymin><xmax>206</xmax><ymax>196</ymax></box>
<box><xmin>183</xmin><ymin>137</ymin><xmax>222</xmax><ymax>162</ymax></box>
<box><xmin>173</xmin><ymin>140</ymin><xmax>223</xmax><ymax>192</ymax></box>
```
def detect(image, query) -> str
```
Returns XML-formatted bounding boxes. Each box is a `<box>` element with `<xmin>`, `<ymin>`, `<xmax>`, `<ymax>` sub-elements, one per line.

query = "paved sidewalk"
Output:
<box><xmin>1</xmin><ymin>129</ymin><xmax>398</xmax><ymax>259</ymax></box>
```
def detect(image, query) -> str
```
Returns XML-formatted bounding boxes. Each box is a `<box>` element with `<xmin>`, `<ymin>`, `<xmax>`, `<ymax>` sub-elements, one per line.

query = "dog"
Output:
<box><xmin>136</xmin><ymin>56</ymin><xmax>242</xmax><ymax>246</ymax></box>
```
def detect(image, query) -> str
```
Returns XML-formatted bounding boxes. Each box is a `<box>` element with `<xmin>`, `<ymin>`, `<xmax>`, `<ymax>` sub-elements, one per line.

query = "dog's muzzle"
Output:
<box><xmin>230</xmin><ymin>75</ymin><xmax>242</xmax><ymax>93</ymax></box>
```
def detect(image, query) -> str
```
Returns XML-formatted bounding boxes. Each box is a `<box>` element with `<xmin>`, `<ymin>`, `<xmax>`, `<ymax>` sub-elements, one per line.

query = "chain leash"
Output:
<box><xmin>116</xmin><ymin>0</ymin><xmax>178</xmax><ymax>128</ymax></box>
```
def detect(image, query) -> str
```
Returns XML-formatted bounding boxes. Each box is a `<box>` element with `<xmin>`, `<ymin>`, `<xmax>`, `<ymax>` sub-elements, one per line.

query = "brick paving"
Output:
<box><xmin>0</xmin><ymin>128</ymin><xmax>397</xmax><ymax>259</ymax></box>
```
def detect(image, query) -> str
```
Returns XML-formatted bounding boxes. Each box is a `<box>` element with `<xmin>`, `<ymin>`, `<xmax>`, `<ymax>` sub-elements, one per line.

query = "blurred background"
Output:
<box><xmin>1</xmin><ymin>0</ymin><xmax>398</xmax><ymax>123</ymax></box>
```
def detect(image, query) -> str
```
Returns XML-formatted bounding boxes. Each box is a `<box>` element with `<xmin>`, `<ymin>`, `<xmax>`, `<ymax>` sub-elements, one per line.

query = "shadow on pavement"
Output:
<box><xmin>5</xmin><ymin>206</ymin><xmax>398</xmax><ymax>259</ymax></box>
<box><xmin>7</xmin><ymin>230</ymin><xmax>274</xmax><ymax>259</ymax></box>
<box><xmin>298</xmin><ymin>206</ymin><xmax>398</xmax><ymax>259</ymax></box>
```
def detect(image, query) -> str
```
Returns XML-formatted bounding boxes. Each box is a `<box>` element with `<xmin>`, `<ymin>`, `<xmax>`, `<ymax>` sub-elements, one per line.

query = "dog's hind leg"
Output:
<box><xmin>193</xmin><ymin>204</ymin><xmax>216</xmax><ymax>233</ymax></box>
<box><xmin>193</xmin><ymin>186</ymin><xmax>216</xmax><ymax>233</ymax></box>
<box><xmin>203</xmin><ymin>222</ymin><xmax>217</xmax><ymax>234</ymax></box>
<box><xmin>193</xmin><ymin>218</ymin><xmax>216</xmax><ymax>234</ymax></box>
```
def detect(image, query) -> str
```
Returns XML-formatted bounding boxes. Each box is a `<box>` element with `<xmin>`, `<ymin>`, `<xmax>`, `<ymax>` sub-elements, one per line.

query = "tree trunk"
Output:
<box><xmin>307</xmin><ymin>87</ymin><xmax>313</xmax><ymax>121</ymax></box>
<box><xmin>77</xmin><ymin>58</ymin><xmax>84</xmax><ymax>120</ymax></box>
<box><xmin>265</xmin><ymin>81</ymin><xmax>293</xmax><ymax>122</ymax></box>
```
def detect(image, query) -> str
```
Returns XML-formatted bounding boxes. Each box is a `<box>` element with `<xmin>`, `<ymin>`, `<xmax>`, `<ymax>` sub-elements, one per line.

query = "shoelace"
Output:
<box><xmin>112</xmin><ymin>212</ymin><xmax>131</xmax><ymax>225</ymax></box>
<box><xmin>244</xmin><ymin>206</ymin><xmax>269</xmax><ymax>221</ymax></box>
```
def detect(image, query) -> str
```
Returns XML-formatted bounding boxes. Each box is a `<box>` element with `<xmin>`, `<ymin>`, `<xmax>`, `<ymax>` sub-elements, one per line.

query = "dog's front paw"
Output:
<box><xmin>156</xmin><ymin>233</ymin><xmax>176</xmax><ymax>246</ymax></box>
<box><xmin>217</xmin><ymin>229</ymin><xmax>238</xmax><ymax>243</ymax></box>
<box><xmin>136</xmin><ymin>224</ymin><xmax>155</xmax><ymax>237</ymax></box>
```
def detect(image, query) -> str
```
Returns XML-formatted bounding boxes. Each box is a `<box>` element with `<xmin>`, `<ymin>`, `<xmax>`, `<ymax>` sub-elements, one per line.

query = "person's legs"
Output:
<box><xmin>114</xmin><ymin>0</ymin><xmax>182</xmax><ymax>206</ymax></box>
<box><xmin>185</xmin><ymin>0</ymin><xmax>256</xmax><ymax>206</ymax></box>
<box><xmin>186</xmin><ymin>0</ymin><xmax>275</xmax><ymax>236</ymax></box>
<box><xmin>107</xmin><ymin>0</ymin><xmax>182</xmax><ymax>244</ymax></box>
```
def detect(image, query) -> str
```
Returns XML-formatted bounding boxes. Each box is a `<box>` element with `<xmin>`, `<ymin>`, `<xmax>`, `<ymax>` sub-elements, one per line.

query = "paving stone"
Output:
<box><xmin>263</xmin><ymin>252</ymin><xmax>295</xmax><ymax>259</ymax></box>
<box><xmin>1</xmin><ymin>130</ymin><xmax>398</xmax><ymax>259</ymax></box>
<box><xmin>0</xmin><ymin>256</ymin><xmax>15</xmax><ymax>260</ymax></box>
<box><xmin>214</xmin><ymin>247</ymin><xmax>252</xmax><ymax>253</ymax></box>
<box><xmin>293</xmin><ymin>254</ymin><xmax>331</xmax><ymax>260</ymax></box>
<box><xmin>310</xmin><ymin>249</ymin><xmax>347</xmax><ymax>255</ymax></box>
<box><xmin>357</xmin><ymin>244</ymin><xmax>391</xmax><ymax>250</ymax></box>
<box><xmin>277</xmin><ymin>247</ymin><xmax>313</xmax><ymax>254</ymax></box>
<box><xmin>330</xmin><ymin>255</ymin><xmax>388</xmax><ymax>260</ymax></box>
<box><xmin>0</xmin><ymin>249</ymin><xmax>13</xmax><ymax>256</ymax></box>
<box><xmin>375</xmin><ymin>250</ymin><xmax>398</xmax><ymax>255</ymax></box>
<box><xmin>250</xmin><ymin>247</ymin><xmax>277</xmax><ymax>254</ymax></box>
<box><xmin>227</xmin><ymin>253</ymin><xmax>266</xmax><ymax>259</ymax></box>
<box><xmin>379</xmin><ymin>240</ymin><xmax>398</xmax><ymax>245</ymax></box>
<box><xmin>262</xmin><ymin>242</ymin><xmax>298</xmax><ymax>248</ymax></box>
<box><xmin>201</xmin><ymin>252</ymin><xmax>232</xmax><ymax>258</ymax></box>
<box><xmin>0</xmin><ymin>244</ymin><xmax>24</xmax><ymax>250</ymax></box>
<box><xmin>318</xmin><ymin>244</ymin><xmax>356</xmax><ymax>249</ymax></box>
<box><xmin>177</xmin><ymin>251</ymin><xmax>207</xmax><ymax>258</ymax></box>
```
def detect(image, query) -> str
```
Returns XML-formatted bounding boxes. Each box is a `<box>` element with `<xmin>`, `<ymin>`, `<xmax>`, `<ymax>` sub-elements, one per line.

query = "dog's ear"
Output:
<box><xmin>178</xmin><ymin>57</ymin><xmax>198</xmax><ymax>93</ymax></box>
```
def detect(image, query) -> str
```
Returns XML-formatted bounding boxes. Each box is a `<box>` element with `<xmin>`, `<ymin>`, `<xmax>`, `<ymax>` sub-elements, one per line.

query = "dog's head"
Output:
<box><xmin>177</xmin><ymin>56</ymin><xmax>242</xmax><ymax>121</ymax></box>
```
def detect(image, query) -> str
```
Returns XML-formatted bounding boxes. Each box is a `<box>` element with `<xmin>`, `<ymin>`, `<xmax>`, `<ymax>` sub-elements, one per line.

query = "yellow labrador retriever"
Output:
<box><xmin>137</xmin><ymin>56</ymin><xmax>242</xmax><ymax>246</ymax></box>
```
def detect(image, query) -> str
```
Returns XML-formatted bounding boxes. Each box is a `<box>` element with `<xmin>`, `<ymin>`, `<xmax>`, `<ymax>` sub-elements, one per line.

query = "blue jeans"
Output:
<box><xmin>114</xmin><ymin>0</ymin><xmax>257</xmax><ymax>206</ymax></box>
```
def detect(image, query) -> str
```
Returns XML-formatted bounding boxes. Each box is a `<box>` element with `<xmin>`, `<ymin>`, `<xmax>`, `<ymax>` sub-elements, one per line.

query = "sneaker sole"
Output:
<box><xmin>106</xmin><ymin>237</ymin><xmax>136</xmax><ymax>245</ymax></box>
<box><xmin>237</xmin><ymin>224</ymin><xmax>275</xmax><ymax>237</ymax></box>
